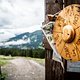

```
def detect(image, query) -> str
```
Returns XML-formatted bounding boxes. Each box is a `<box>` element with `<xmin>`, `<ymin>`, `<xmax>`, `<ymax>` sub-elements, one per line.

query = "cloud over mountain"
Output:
<box><xmin>0</xmin><ymin>0</ymin><xmax>44</xmax><ymax>44</ymax></box>
<box><xmin>0</xmin><ymin>30</ymin><xmax>43</xmax><ymax>49</ymax></box>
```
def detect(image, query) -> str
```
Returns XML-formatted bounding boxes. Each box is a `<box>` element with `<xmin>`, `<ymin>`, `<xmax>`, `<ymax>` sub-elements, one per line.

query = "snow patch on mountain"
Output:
<box><xmin>0</xmin><ymin>30</ymin><xmax>43</xmax><ymax>49</ymax></box>
<box><xmin>22</xmin><ymin>35</ymin><xmax>28</xmax><ymax>40</ymax></box>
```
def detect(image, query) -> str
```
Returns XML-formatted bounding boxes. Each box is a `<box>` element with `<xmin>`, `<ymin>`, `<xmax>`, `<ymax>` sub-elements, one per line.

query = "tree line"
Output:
<box><xmin>0</xmin><ymin>48</ymin><xmax>45</xmax><ymax>59</ymax></box>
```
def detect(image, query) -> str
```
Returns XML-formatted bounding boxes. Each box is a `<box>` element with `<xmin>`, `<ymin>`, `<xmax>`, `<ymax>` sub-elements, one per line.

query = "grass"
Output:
<box><xmin>0</xmin><ymin>73</ymin><xmax>7</xmax><ymax>79</ymax></box>
<box><xmin>26</xmin><ymin>57</ymin><xmax>45</xmax><ymax>66</ymax></box>
<box><xmin>0</xmin><ymin>60</ymin><xmax>7</xmax><ymax>66</ymax></box>
<box><xmin>0</xmin><ymin>55</ymin><xmax>15</xmax><ymax>79</ymax></box>
<box><xmin>0</xmin><ymin>55</ymin><xmax>15</xmax><ymax>66</ymax></box>
<box><xmin>0</xmin><ymin>55</ymin><xmax>45</xmax><ymax>66</ymax></box>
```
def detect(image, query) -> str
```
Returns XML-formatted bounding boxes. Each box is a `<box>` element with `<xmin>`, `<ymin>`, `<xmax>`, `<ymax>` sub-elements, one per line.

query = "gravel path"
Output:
<box><xmin>2</xmin><ymin>57</ymin><xmax>45</xmax><ymax>80</ymax></box>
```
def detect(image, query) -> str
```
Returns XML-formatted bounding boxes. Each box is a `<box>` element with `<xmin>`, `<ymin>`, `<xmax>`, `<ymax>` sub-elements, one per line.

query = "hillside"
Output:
<box><xmin>0</xmin><ymin>30</ymin><xmax>43</xmax><ymax>49</ymax></box>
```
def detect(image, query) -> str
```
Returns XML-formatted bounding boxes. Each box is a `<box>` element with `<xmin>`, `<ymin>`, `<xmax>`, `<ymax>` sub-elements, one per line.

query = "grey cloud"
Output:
<box><xmin>0</xmin><ymin>0</ymin><xmax>44</xmax><ymax>28</ymax></box>
<box><xmin>0</xmin><ymin>18</ymin><xmax>11</xmax><ymax>27</ymax></box>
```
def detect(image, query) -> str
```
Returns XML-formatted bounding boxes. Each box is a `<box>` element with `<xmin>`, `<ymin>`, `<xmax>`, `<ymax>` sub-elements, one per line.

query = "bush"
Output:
<box><xmin>27</xmin><ymin>49</ymin><xmax>33</xmax><ymax>57</ymax></box>
<box><xmin>33</xmin><ymin>49</ymin><xmax>45</xmax><ymax>58</ymax></box>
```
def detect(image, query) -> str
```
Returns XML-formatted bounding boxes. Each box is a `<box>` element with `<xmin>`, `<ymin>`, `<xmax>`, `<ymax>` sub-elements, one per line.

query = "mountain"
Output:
<box><xmin>0</xmin><ymin>30</ymin><xmax>43</xmax><ymax>49</ymax></box>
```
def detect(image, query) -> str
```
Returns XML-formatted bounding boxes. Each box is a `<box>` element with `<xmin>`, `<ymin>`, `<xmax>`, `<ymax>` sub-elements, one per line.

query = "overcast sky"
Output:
<box><xmin>0</xmin><ymin>0</ymin><xmax>44</xmax><ymax>42</ymax></box>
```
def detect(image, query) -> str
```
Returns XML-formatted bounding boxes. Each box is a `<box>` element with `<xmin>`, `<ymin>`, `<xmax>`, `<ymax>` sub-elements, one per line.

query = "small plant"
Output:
<box><xmin>0</xmin><ymin>73</ymin><xmax>6</xmax><ymax>80</ymax></box>
<box><xmin>0</xmin><ymin>66</ymin><xmax>7</xmax><ymax>80</ymax></box>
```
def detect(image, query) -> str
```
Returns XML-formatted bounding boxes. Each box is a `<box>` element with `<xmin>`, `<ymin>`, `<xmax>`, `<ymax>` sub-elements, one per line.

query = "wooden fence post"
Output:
<box><xmin>44</xmin><ymin>0</ymin><xmax>80</xmax><ymax>80</ymax></box>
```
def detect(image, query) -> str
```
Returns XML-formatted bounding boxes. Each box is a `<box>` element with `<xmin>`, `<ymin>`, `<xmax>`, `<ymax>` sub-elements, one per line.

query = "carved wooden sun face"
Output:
<box><xmin>53</xmin><ymin>4</ymin><xmax>80</xmax><ymax>61</ymax></box>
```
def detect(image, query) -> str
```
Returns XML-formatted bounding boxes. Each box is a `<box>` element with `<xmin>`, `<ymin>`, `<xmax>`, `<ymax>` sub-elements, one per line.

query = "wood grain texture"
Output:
<box><xmin>44</xmin><ymin>0</ymin><xmax>80</xmax><ymax>80</ymax></box>
<box><xmin>53</xmin><ymin>4</ymin><xmax>80</xmax><ymax>61</ymax></box>
<box><xmin>44</xmin><ymin>0</ymin><xmax>65</xmax><ymax>80</ymax></box>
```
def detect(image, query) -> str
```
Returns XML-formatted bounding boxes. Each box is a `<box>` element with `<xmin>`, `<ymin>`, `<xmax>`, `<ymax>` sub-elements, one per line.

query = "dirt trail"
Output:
<box><xmin>2</xmin><ymin>57</ymin><xmax>45</xmax><ymax>80</ymax></box>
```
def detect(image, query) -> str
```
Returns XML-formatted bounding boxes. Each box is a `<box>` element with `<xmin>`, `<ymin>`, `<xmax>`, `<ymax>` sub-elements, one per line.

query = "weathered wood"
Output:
<box><xmin>45</xmin><ymin>0</ymin><xmax>63</xmax><ymax>15</ymax></box>
<box><xmin>53</xmin><ymin>4</ymin><xmax>80</xmax><ymax>61</ymax></box>
<box><xmin>64</xmin><ymin>0</ymin><xmax>80</xmax><ymax>7</ymax></box>
<box><xmin>44</xmin><ymin>0</ymin><xmax>65</xmax><ymax>80</ymax></box>
<box><xmin>43</xmin><ymin>36</ymin><xmax>52</xmax><ymax>50</ymax></box>
<box><xmin>45</xmin><ymin>49</ymin><xmax>65</xmax><ymax>80</ymax></box>
<box><xmin>45</xmin><ymin>49</ymin><xmax>52</xmax><ymax>80</ymax></box>
<box><xmin>44</xmin><ymin>0</ymin><xmax>80</xmax><ymax>80</ymax></box>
